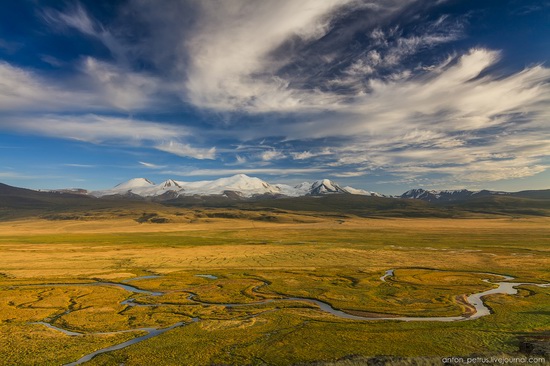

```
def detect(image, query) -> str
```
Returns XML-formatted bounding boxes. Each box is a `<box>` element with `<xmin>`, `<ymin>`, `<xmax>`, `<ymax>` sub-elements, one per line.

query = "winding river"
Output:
<box><xmin>20</xmin><ymin>271</ymin><xmax>549</xmax><ymax>365</ymax></box>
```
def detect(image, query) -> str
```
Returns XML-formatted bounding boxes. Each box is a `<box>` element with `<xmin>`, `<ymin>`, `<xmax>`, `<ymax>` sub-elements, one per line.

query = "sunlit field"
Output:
<box><xmin>1</xmin><ymin>214</ymin><xmax>548</xmax><ymax>365</ymax></box>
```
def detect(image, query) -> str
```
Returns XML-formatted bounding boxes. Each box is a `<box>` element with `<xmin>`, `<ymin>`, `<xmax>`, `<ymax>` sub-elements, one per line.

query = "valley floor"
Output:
<box><xmin>0</xmin><ymin>216</ymin><xmax>548</xmax><ymax>365</ymax></box>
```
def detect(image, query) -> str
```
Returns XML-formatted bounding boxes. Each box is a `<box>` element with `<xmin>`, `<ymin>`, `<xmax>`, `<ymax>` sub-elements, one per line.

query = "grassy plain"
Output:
<box><xmin>0</xmin><ymin>213</ymin><xmax>549</xmax><ymax>365</ymax></box>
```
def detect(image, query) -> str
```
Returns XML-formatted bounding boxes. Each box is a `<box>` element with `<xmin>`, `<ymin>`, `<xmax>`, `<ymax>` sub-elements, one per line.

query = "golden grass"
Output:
<box><xmin>0</xmin><ymin>215</ymin><xmax>548</xmax><ymax>235</ymax></box>
<box><xmin>0</xmin><ymin>323</ymin><xmax>139</xmax><ymax>366</ymax></box>
<box><xmin>0</xmin><ymin>216</ymin><xmax>548</xmax><ymax>365</ymax></box>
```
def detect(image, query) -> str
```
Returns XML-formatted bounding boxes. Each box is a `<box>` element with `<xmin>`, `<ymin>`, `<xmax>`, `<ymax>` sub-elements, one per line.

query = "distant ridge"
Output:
<box><xmin>3</xmin><ymin>176</ymin><xmax>549</xmax><ymax>204</ymax></box>
<box><xmin>400</xmin><ymin>188</ymin><xmax>507</xmax><ymax>202</ymax></box>
<box><xmin>1</xmin><ymin>180</ymin><xmax>550</xmax><ymax>219</ymax></box>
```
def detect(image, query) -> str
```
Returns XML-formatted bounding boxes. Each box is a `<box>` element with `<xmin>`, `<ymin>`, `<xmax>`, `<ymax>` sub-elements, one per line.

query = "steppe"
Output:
<box><xmin>1</xmin><ymin>209</ymin><xmax>548</xmax><ymax>365</ymax></box>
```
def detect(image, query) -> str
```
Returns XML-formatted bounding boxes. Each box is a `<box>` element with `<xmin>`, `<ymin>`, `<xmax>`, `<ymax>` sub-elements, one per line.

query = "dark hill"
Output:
<box><xmin>2</xmin><ymin>182</ymin><xmax>549</xmax><ymax>220</ymax></box>
<box><xmin>439</xmin><ymin>195</ymin><xmax>550</xmax><ymax>216</ymax></box>
<box><xmin>0</xmin><ymin>182</ymin><xmax>163</xmax><ymax>221</ymax></box>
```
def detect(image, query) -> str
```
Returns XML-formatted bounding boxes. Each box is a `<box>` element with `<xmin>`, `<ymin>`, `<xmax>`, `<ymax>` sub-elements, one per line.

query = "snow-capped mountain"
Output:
<box><xmin>309</xmin><ymin>179</ymin><xmax>347</xmax><ymax>195</ymax></box>
<box><xmin>343</xmin><ymin>186</ymin><xmax>385</xmax><ymax>197</ymax></box>
<box><xmin>91</xmin><ymin>175</ymin><xmax>382</xmax><ymax>199</ymax></box>
<box><xmin>93</xmin><ymin>178</ymin><xmax>181</xmax><ymax>198</ymax></box>
<box><xmin>93</xmin><ymin>174</ymin><xmax>284</xmax><ymax>198</ymax></box>
<box><xmin>273</xmin><ymin>182</ymin><xmax>313</xmax><ymax>197</ymax></box>
<box><xmin>114</xmin><ymin>178</ymin><xmax>155</xmax><ymax>190</ymax></box>
<box><xmin>177</xmin><ymin>174</ymin><xmax>280</xmax><ymax>196</ymax></box>
<box><xmin>400</xmin><ymin>188</ymin><xmax>507</xmax><ymax>202</ymax></box>
<box><xmin>160</xmin><ymin>179</ymin><xmax>182</xmax><ymax>189</ymax></box>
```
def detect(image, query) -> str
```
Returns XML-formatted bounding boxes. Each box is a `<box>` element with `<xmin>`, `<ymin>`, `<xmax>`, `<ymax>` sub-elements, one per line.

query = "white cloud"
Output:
<box><xmin>0</xmin><ymin>172</ymin><xmax>24</xmax><ymax>179</ymax></box>
<box><xmin>4</xmin><ymin>2</ymin><xmax>548</xmax><ymax>187</ymax></box>
<box><xmin>291</xmin><ymin>151</ymin><xmax>315</xmax><ymax>160</ymax></box>
<box><xmin>156</xmin><ymin>141</ymin><xmax>216</xmax><ymax>160</ymax></box>
<box><xmin>0</xmin><ymin>171</ymin><xmax>63</xmax><ymax>180</ymax></box>
<box><xmin>0</xmin><ymin>60</ymin><xmax>163</xmax><ymax>113</ymax></box>
<box><xmin>291</xmin><ymin>148</ymin><xmax>333</xmax><ymax>160</ymax></box>
<box><xmin>333</xmin><ymin>171</ymin><xmax>367</xmax><ymax>177</ymax></box>
<box><xmin>9</xmin><ymin>6</ymin><xmax>167</xmax><ymax>113</ymax></box>
<box><xmin>351</xmin><ymin>18</ymin><xmax>463</xmax><ymax>74</ymax></box>
<box><xmin>324</xmin><ymin>127</ymin><xmax>550</xmax><ymax>184</ymax></box>
<box><xmin>0</xmin><ymin>38</ymin><xmax>21</xmax><ymax>54</ymax></box>
<box><xmin>0</xmin><ymin>62</ymin><xmax>96</xmax><ymax>112</ymax></box>
<box><xmin>179</xmin><ymin>3</ymin><xmax>464</xmax><ymax>113</ymax></box>
<box><xmin>63</xmin><ymin>164</ymin><xmax>95</xmax><ymax>168</ymax></box>
<box><xmin>262</xmin><ymin>48</ymin><xmax>550</xmax><ymax>184</ymax></box>
<box><xmin>82</xmin><ymin>57</ymin><xmax>164</xmax><ymax>111</ymax></box>
<box><xmin>42</xmin><ymin>4</ymin><xmax>126</xmax><ymax>62</ymax></box>
<box><xmin>166</xmin><ymin>168</ymin><xmax>327</xmax><ymax>177</ymax></box>
<box><xmin>183</xmin><ymin>0</ymin><xmax>351</xmax><ymax>112</ymax></box>
<box><xmin>388</xmin><ymin>157</ymin><xmax>547</xmax><ymax>183</ymax></box>
<box><xmin>43</xmin><ymin>4</ymin><xmax>96</xmax><ymax>35</ymax></box>
<box><xmin>139</xmin><ymin>161</ymin><xmax>166</xmax><ymax>169</ymax></box>
<box><xmin>260</xmin><ymin>150</ymin><xmax>285</xmax><ymax>161</ymax></box>
<box><xmin>0</xmin><ymin>114</ymin><xmax>215</xmax><ymax>161</ymax></box>
<box><xmin>40</xmin><ymin>55</ymin><xmax>66</xmax><ymax>67</ymax></box>
<box><xmin>5</xmin><ymin>114</ymin><xmax>186</xmax><ymax>143</ymax></box>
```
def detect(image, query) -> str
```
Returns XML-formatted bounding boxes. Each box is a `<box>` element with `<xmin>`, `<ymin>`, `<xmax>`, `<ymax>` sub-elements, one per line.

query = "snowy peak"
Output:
<box><xmin>212</xmin><ymin>174</ymin><xmax>274</xmax><ymax>191</ymax></box>
<box><xmin>294</xmin><ymin>182</ymin><xmax>312</xmax><ymax>191</ymax></box>
<box><xmin>160</xmin><ymin>179</ymin><xmax>182</xmax><ymax>189</ymax></box>
<box><xmin>309</xmin><ymin>179</ymin><xmax>347</xmax><ymax>195</ymax></box>
<box><xmin>93</xmin><ymin>174</ymin><xmax>281</xmax><ymax>198</ymax></box>
<box><xmin>91</xmin><ymin>175</ymin><xmax>382</xmax><ymax>199</ymax></box>
<box><xmin>188</xmin><ymin>174</ymin><xmax>280</xmax><ymax>196</ymax></box>
<box><xmin>400</xmin><ymin>188</ymin><xmax>471</xmax><ymax>202</ymax></box>
<box><xmin>114</xmin><ymin>178</ymin><xmax>155</xmax><ymax>190</ymax></box>
<box><xmin>401</xmin><ymin>188</ymin><xmax>433</xmax><ymax>200</ymax></box>
<box><xmin>400</xmin><ymin>188</ymin><xmax>507</xmax><ymax>202</ymax></box>
<box><xmin>272</xmin><ymin>182</ymin><xmax>310</xmax><ymax>197</ymax></box>
<box><xmin>343</xmin><ymin>186</ymin><xmax>385</xmax><ymax>197</ymax></box>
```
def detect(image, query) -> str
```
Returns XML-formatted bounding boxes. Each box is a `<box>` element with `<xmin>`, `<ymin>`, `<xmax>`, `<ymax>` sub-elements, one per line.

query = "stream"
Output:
<box><xmin>19</xmin><ymin>271</ymin><xmax>549</xmax><ymax>365</ymax></box>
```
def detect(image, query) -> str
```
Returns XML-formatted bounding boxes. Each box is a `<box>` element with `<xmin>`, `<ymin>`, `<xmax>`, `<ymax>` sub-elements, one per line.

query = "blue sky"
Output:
<box><xmin>0</xmin><ymin>0</ymin><xmax>549</xmax><ymax>195</ymax></box>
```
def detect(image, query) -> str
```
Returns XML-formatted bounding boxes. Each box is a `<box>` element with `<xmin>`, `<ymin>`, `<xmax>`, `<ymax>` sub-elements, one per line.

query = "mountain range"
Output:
<box><xmin>2</xmin><ymin>175</ymin><xmax>550</xmax><ymax>220</ymax></box>
<box><xmin>31</xmin><ymin>174</ymin><xmax>548</xmax><ymax>203</ymax></box>
<box><xmin>88</xmin><ymin>174</ymin><xmax>385</xmax><ymax>199</ymax></box>
<box><xmin>399</xmin><ymin>188</ymin><xmax>505</xmax><ymax>202</ymax></box>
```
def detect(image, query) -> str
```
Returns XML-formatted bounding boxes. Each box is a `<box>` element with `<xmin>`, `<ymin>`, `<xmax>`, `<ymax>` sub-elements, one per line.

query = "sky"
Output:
<box><xmin>0</xmin><ymin>0</ymin><xmax>549</xmax><ymax>195</ymax></box>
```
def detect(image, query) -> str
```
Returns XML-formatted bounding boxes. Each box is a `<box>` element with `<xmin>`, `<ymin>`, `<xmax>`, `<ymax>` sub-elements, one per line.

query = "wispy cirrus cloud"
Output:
<box><xmin>0</xmin><ymin>114</ymin><xmax>215</xmax><ymax>161</ymax></box>
<box><xmin>139</xmin><ymin>161</ymin><xmax>166</xmax><ymax>169</ymax></box>
<box><xmin>260</xmin><ymin>48</ymin><xmax>550</xmax><ymax>184</ymax></box>
<box><xmin>156</xmin><ymin>141</ymin><xmax>216</xmax><ymax>160</ymax></box>
<box><xmin>0</xmin><ymin>62</ymin><xmax>96</xmax><ymax>112</ymax></box>
<box><xmin>63</xmin><ymin>164</ymin><xmax>96</xmax><ymax>168</ymax></box>
<box><xmin>276</xmin><ymin>49</ymin><xmax>550</xmax><ymax>139</ymax></box>
<box><xmin>0</xmin><ymin>59</ymin><xmax>165</xmax><ymax>113</ymax></box>
<box><xmin>260</xmin><ymin>150</ymin><xmax>285</xmax><ymax>161</ymax></box>
<box><xmin>332</xmin><ymin>171</ymin><xmax>368</xmax><ymax>178</ymax></box>
<box><xmin>2</xmin><ymin>1</ymin><xmax>549</xmax><ymax>190</ymax></box>
<box><xmin>165</xmin><ymin>167</ymin><xmax>328</xmax><ymax>177</ymax></box>
<box><xmin>291</xmin><ymin>149</ymin><xmax>332</xmax><ymax>160</ymax></box>
<box><xmin>81</xmin><ymin>57</ymin><xmax>165</xmax><ymax>111</ymax></box>
<box><xmin>0</xmin><ymin>5</ymin><xmax>168</xmax><ymax>114</ymax></box>
<box><xmin>182</xmin><ymin>0</ymin><xmax>351</xmax><ymax>112</ymax></box>
<box><xmin>41</xmin><ymin>3</ymin><xmax>127</xmax><ymax>63</ymax></box>
<box><xmin>5</xmin><ymin>114</ymin><xmax>185</xmax><ymax>143</ymax></box>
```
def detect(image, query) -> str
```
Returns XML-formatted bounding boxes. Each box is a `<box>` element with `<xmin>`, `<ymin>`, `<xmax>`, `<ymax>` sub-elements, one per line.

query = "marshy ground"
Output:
<box><xmin>0</xmin><ymin>214</ymin><xmax>548</xmax><ymax>365</ymax></box>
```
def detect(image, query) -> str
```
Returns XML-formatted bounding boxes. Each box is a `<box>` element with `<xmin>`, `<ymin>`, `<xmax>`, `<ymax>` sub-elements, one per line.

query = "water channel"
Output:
<box><xmin>17</xmin><ymin>270</ymin><xmax>549</xmax><ymax>365</ymax></box>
